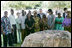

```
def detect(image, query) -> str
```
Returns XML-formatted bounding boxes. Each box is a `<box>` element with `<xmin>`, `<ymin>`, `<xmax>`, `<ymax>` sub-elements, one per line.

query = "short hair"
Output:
<box><xmin>58</xmin><ymin>13</ymin><xmax>61</xmax><ymax>15</ymax></box>
<box><xmin>17</xmin><ymin>12</ymin><xmax>20</xmax><ymax>14</ymax></box>
<box><xmin>22</xmin><ymin>10</ymin><xmax>24</xmax><ymax>13</ymax></box>
<box><xmin>22</xmin><ymin>10</ymin><xmax>25</xmax><ymax>16</ymax></box>
<box><xmin>29</xmin><ymin>10</ymin><xmax>31</xmax><ymax>12</ymax></box>
<box><xmin>11</xmin><ymin>9</ymin><xmax>14</xmax><ymax>12</ymax></box>
<box><xmin>39</xmin><ymin>9</ymin><xmax>42</xmax><ymax>10</ymax></box>
<box><xmin>64</xmin><ymin>8</ymin><xmax>67</xmax><ymax>11</ymax></box>
<box><xmin>4</xmin><ymin>11</ymin><xmax>8</xmax><ymax>14</ymax></box>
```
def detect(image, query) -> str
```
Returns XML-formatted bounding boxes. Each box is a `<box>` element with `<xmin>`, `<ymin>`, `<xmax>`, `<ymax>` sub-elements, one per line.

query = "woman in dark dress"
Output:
<box><xmin>25</xmin><ymin>13</ymin><xmax>35</xmax><ymax>36</ymax></box>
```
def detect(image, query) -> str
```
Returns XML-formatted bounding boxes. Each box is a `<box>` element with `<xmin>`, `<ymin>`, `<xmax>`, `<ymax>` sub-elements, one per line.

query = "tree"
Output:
<box><xmin>47</xmin><ymin>1</ymin><xmax>71</xmax><ymax>9</ymax></box>
<box><xmin>1</xmin><ymin>1</ymin><xmax>71</xmax><ymax>10</ymax></box>
<box><xmin>2</xmin><ymin>1</ymin><xmax>41</xmax><ymax>10</ymax></box>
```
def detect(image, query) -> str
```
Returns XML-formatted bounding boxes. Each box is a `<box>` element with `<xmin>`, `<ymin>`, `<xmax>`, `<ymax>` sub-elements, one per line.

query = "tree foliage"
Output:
<box><xmin>48</xmin><ymin>1</ymin><xmax>71</xmax><ymax>9</ymax></box>
<box><xmin>5</xmin><ymin>1</ymin><xmax>41</xmax><ymax>10</ymax></box>
<box><xmin>1</xmin><ymin>1</ymin><xmax>71</xmax><ymax>10</ymax></box>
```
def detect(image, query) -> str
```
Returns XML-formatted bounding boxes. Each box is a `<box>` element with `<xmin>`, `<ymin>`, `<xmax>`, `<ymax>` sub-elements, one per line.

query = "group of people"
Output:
<box><xmin>1</xmin><ymin>8</ymin><xmax>71</xmax><ymax>47</ymax></box>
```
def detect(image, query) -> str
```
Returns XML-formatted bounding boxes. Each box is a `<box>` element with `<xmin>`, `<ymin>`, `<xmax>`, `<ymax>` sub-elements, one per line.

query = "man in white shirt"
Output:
<box><xmin>19</xmin><ymin>10</ymin><xmax>27</xmax><ymax>42</ymax></box>
<box><xmin>9</xmin><ymin>9</ymin><xmax>17</xmax><ymax>44</ymax></box>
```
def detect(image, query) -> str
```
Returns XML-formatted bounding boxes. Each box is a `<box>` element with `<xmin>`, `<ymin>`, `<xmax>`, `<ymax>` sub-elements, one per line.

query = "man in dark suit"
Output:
<box><xmin>37</xmin><ymin>9</ymin><xmax>45</xmax><ymax>31</ymax></box>
<box><xmin>63</xmin><ymin>8</ymin><xmax>67</xmax><ymax>18</ymax></box>
<box><xmin>37</xmin><ymin>9</ymin><xmax>45</xmax><ymax>19</ymax></box>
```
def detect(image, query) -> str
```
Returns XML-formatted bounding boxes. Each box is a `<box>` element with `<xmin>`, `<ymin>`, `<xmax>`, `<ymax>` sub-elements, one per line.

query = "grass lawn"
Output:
<box><xmin>1</xmin><ymin>31</ymin><xmax>22</xmax><ymax>47</ymax></box>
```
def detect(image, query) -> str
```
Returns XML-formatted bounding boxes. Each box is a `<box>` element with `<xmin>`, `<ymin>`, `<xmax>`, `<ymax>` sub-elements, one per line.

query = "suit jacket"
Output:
<box><xmin>63</xmin><ymin>12</ymin><xmax>67</xmax><ymax>18</ymax></box>
<box><xmin>37</xmin><ymin>13</ymin><xmax>45</xmax><ymax>19</ymax></box>
<box><xmin>63</xmin><ymin>13</ymin><xmax>65</xmax><ymax>18</ymax></box>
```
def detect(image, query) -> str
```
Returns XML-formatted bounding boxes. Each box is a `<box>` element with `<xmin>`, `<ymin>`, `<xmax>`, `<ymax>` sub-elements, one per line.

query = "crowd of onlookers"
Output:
<box><xmin>1</xmin><ymin>8</ymin><xmax>71</xmax><ymax>47</ymax></box>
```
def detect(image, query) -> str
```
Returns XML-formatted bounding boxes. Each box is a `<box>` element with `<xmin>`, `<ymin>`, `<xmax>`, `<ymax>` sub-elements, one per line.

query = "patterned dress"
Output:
<box><xmin>62</xmin><ymin>17</ymin><xmax>71</xmax><ymax>32</ymax></box>
<box><xmin>47</xmin><ymin>14</ymin><xmax>55</xmax><ymax>30</ymax></box>
<box><xmin>42</xmin><ymin>18</ymin><xmax>48</xmax><ymax>30</ymax></box>
<box><xmin>33</xmin><ymin>17</ymin><xmax>40</xmax><ymax>32</ymax></box>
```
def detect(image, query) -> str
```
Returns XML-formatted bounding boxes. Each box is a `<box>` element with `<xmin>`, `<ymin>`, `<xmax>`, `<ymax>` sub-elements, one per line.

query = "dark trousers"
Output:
<box><xmin>12</xmin><ymin>24</ymin><xmax>17</xmax><ymax>44</ymax></box>
<box><xmin>21</xmin><ymin>29</ymin><xmax>26</xmax><ymax>42</ymax></box>
<box><xmin>3</xmin><ymin>33</ymin><xmax>13</xmax><ymax>47</ymax></box>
